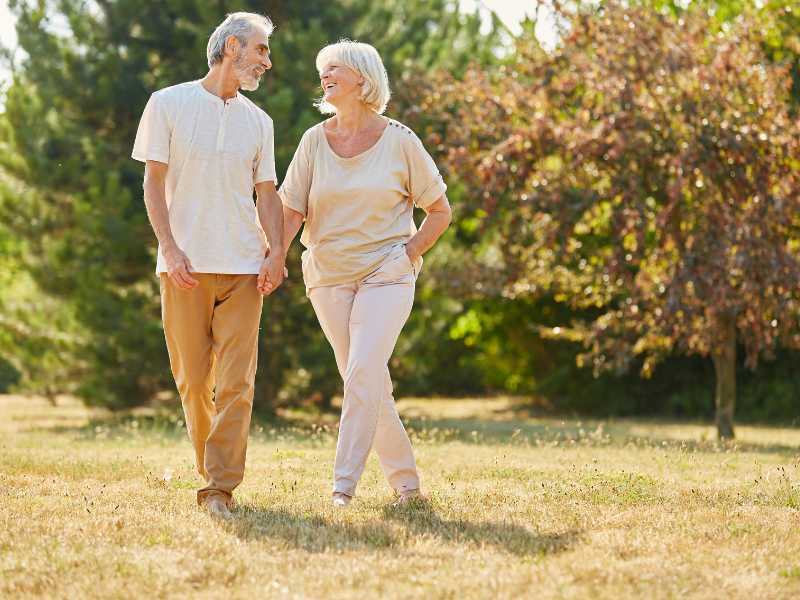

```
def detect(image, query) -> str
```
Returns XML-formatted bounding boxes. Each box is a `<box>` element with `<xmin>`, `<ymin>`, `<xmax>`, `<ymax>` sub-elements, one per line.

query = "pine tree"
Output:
<box><xmin>0</xmin><ymin>0</ymin><xmax>503</xmax><ymax>409</ymax></box>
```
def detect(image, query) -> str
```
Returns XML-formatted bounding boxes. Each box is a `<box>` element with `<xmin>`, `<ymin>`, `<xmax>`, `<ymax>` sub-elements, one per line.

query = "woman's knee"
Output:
<box><xmin>343</xmin><ymin>359</ymin><xmax>385</xmax><ymax>392</ymax></box>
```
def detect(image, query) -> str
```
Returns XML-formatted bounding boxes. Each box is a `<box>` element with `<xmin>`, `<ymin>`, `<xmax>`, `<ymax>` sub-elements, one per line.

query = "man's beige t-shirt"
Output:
<box><xmin>132</xmin><ymin>81</ymin><xmax>277</xmax><ymax>274</ymax></box>
<box><xmin>279</xmin><ymin>119</ymin><xmax>447</xmax><ymax>290</ymax></box>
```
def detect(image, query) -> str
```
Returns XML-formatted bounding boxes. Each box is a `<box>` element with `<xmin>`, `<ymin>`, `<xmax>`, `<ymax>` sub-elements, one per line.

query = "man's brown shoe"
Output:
<box><xmin>205</xmin><ymin>497</ymin><xmax>233</xmax><ymax>520</ymax></box>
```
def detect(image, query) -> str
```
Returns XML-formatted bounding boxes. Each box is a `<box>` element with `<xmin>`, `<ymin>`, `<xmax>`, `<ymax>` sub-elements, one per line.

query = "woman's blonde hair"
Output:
<box><xmin>315</xmin><ymin>40</ymin><xmax>391</xmax><ymax>114</ymax></box>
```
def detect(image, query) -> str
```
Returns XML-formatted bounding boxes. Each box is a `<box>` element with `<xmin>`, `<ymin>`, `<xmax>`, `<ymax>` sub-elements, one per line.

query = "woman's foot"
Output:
<box><xmin>332</xmin><ymin>492</ymin><xmax>352</xmax><ymax>508</ymax></box>
<box><xmin>391</xmin><ymin>489</ymin><xmax>425</xmax><ymax>507</ymax></box>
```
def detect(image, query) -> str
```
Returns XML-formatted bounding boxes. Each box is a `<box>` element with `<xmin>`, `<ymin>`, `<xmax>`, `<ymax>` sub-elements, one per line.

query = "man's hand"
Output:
<box><xmin>257</xmin><ymin>252</ymin><xmax>287</xmax><ymax>295</ymax></box>
<box><xmin>163</xmin><ymin>244</ymin><xmax>198</xmax><ymax>289</ymax></box>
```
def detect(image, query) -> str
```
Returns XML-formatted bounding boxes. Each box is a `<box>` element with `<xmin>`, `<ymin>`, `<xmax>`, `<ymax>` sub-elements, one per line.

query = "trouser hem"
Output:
<box><xmin>333</xmin><ymin>485</ymin><xmax>356</xmax><ymax>497</ymax></box>
<box><xmin>197</xmin><ymin>488</ymin><xmax>234</xmax><ymax>508</ymax></box>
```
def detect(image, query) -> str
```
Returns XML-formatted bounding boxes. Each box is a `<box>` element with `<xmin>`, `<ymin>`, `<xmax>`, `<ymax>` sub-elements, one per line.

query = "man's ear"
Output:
<box><xmin>224</xmin><ymin>35</ymin><xmax>241</xmax><ymax>59</ymax></box>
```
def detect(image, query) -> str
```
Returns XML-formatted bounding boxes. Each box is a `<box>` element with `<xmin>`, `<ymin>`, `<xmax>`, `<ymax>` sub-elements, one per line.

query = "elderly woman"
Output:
<box><xmin>276</xmin><ymin>40</ymin><xmax>452</xmax><ymax>507</ymax></box>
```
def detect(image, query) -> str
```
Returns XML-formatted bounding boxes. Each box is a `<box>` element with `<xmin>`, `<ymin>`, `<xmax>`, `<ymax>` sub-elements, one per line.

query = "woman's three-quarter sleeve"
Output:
<box><xmin>279</xmin><ymin>129</ymin><xmax>314</xmax><ymax>217</ymax></box>
<box><xmin>403</xmin><ymin>132</ymin><xmax>447</xmax><ymax>209</ymax></box>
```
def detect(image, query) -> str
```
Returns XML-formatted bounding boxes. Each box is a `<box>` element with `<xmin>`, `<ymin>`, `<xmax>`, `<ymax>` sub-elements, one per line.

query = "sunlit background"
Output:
<box><xmin>0</xmin><ymin>0</ymin><xmax>558</xmax><ymax>92</ymax></box>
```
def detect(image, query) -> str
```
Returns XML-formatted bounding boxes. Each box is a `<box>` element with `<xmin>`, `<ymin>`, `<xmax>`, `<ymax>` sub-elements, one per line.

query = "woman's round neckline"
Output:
<box><xmin>320</xmin><ymin>117</ymin><xmax>391</xmax><ymax>162</ymax></box>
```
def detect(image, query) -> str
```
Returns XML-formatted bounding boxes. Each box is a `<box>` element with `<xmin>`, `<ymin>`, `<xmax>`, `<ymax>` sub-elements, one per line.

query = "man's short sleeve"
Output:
<box><xmin>278</xmin><ymin>128</ymin><xmax>314</xmax><ymax>217</ymax></box>
<box><xmin>403</xmin><ymin>130</ymin><xmax>447</xmax><ymax>209</ymax></box>
<box><xmin>132</xmin><ymin>92</ymin><xmax>171</xmax><ymax>164</ymax></box>
<box><xmin>254</xmin><ymin>115</ymin><xmax>278</xmax><ymax>185</ymax></box>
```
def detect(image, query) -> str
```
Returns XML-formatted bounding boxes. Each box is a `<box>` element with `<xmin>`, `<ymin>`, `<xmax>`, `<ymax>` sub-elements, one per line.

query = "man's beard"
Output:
<box><xmin>234</xmin><ymin>55</ymin><xmax>261</xmax><ymax>91</ymax></box>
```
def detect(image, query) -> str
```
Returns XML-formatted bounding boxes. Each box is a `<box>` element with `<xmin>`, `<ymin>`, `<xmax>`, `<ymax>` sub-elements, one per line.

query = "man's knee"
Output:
<box><xmin>177</xmin><ymin>375</ymin><xmax>214</xmax><ymax>402</ymax></box>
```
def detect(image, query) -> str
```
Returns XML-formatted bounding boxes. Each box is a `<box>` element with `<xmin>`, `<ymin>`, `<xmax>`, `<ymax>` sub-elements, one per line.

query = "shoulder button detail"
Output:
<box><xmin>387</xmin><ymin>121</ymin><xmax>416</xmax><ymax>137</ymax></box>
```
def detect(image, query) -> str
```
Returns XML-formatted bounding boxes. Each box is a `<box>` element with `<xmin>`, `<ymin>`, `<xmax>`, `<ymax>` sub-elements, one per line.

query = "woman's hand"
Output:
<box><xmin>405</xmin><ymin>242</ymin><xmax>422</xmax><ymax>263</ymax></box>
<box><xmin>257</xmin><ymin>248</ymin><xmax>289</xmax><ymax>295</ymax></box>
<box><xmin>405</xmin><ymin>195</ymin><xmax>452</xmax><ymax>262</ymax></box>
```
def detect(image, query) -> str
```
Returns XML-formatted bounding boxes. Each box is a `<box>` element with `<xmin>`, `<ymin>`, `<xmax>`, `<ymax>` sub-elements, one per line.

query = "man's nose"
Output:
<box><xmin>262</xmin><ymin>56</ymin><xmax>272</xmax><ymax>70</ymax></box>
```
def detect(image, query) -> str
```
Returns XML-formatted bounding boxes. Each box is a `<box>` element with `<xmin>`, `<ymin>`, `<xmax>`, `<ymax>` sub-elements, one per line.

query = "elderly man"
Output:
<box><xmin>132</xmin><ymin>12</ymin><xmax>285</xmax><ymax>519</ymax></box>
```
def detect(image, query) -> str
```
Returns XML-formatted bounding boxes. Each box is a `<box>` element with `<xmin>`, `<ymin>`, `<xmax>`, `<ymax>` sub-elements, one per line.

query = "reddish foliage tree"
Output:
<box><xmin>430</xmin><ymin>1</ymin><xmax>800</xmax><ymax>438</ymax></box>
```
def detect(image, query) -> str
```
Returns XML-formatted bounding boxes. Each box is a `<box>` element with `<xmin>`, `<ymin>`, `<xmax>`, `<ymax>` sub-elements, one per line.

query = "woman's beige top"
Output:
<box><xmin>279</xmin><ymin>118</ymin><xmax>447</xmax><ymax>290</ymax></box>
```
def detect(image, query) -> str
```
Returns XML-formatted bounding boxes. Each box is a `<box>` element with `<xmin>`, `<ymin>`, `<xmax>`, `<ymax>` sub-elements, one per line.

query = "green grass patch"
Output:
<box><xmin>2</xmin><ymin>395</ymin><xmax>799</xmax><ymax>599</ymax></box>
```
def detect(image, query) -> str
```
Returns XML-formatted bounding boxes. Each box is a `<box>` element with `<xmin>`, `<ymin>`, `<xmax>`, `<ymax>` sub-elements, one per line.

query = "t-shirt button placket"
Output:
<box><xmin>216</xmin><ymin>103</ymin><xmax>228</xmax><ymax>152</ymax></box>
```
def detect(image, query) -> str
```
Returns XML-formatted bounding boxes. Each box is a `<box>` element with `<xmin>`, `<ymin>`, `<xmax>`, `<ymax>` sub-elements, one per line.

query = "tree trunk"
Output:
<box><xmin>711</xmin><ymin>314</ymin><xmax>736</xmax><ymax>440</ymax></box>
<box><xmin>255</xmin><ymin>329</ymin><xmax>282</xmax><ymax>418</ymax></box>
<box><xmin>318</xmin><ymin>392</ymin><xmax>334</xmax><ymax>413</ymax></box>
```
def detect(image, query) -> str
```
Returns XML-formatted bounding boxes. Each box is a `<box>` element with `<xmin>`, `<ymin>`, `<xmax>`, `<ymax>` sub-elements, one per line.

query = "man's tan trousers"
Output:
<box><xmin>160</xmin><ymin>273</ymin><xmax>262</xmax><ymax>506</ymax></box>
<box><xmin>308</xmin><ymin>245</ymin><xmax>421</xmax><ymax>497</ymax></box>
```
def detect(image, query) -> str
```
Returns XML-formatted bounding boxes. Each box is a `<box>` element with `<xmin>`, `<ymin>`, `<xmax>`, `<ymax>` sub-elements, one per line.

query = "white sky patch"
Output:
<box><xmin>1</xmin><ymin>0</ymin><xmax>19</xmax><ymax>103</ymax></box>
<box><xmin>0</xmin><ymin>2</ymin><xmax>550</xmax><ymax>106</ymax></box>
<box><xmin>459</xmin><ymin>0</ymin><xmax>560</xmax><ymax>50</ymax></box>
<box><xmin>0</xmin><ymin>1</ymin><xmax>15</xmax><ymax>51</ymax></box>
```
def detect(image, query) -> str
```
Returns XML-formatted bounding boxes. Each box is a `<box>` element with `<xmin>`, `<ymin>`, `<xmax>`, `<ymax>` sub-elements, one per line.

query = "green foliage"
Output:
<box><xmin>643</xmin><ymin>1</ymin><xmax>800</xmax><ymax>105</ymax></box>
<box><xmin>4</xmin><ymin>0</ymin><xmax>800</xmax><ymax>426</ymax></box>
<box><xmin>0</xmin><ymin>0</ymin><xmax>503</xmax><ymax>409</ymax></box>
<box><xmin>429</xmin><ymin>1</ymin><xmax>800</xmax><ymax>430</ymax></box>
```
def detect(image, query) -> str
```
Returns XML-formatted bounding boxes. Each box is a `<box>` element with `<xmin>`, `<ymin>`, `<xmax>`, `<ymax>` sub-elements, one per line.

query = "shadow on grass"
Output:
<box><xmin>403</xmin><ymin>416</ymin><xmax>800</xmax><ymax>456</ymax></box>
<box><xmin>35</xmin><ymin>404</ymin><xmax>800</xmax><ymax>456</ymax></box>
<box><xmin>43</xmin><ymin>411</ymin><xmax>328</xmax><ymax>444</ymax></box>
<box><xmin>381</xmin><ymin>499</ymin><xmax>580</xmax><ymax>557</ymax></box>
<box><xmin>229</xmin><ymin>501</ymin><xmax>579</xmax><ymax>557</ymax></box>
<box><xmin>229</xmin><ymin>505</ymin><xmax>397</xmax><ymax>552</ymax></box>
<box><xmin>45</xmin><ymin>413</ymin><xmax>189</xmax><ymax>441</ymax></box>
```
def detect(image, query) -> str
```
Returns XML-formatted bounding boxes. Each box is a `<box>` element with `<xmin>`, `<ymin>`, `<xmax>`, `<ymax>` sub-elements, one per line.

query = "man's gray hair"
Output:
<box><xmin>207</xmin><ymin>12</ymin><xmax>274</xmax><ymax>68</ymax></box>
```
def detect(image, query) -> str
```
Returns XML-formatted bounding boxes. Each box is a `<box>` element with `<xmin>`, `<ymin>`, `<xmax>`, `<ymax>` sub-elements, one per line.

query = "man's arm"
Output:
<box><xmin>255</xmin><ymin>181</ymin><xmax>286</xmax><ymax>295</ymax></box>
<box><xmin>143</xmin><ymin>160</ymin><xmax>198</xmax><ymax>289</ymax></box>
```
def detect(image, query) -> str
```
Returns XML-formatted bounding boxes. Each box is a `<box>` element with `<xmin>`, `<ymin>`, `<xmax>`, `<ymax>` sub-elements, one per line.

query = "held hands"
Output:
<box><xmin>164</xmin><ymin>244</ymin><xmax>199</xmax><ymax>289</ymax></box>
<box><xmin>257</xmin><ymin>247</ymin><xmax>288</xmax><ymax>296</ymax></box>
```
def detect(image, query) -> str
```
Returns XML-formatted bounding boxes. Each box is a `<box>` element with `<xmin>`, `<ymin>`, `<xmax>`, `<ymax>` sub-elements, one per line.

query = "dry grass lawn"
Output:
<box><xmin>2</xmin><ymin>394</ymin><xmax>799</xmax><ymax>599</ymax></box>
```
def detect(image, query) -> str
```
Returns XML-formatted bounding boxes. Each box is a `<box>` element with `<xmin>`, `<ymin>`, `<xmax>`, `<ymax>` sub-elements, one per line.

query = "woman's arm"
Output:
<box><xmin>261</xmin><ymin>205</ymin><xmax>302</xmax><ymax>289</ymax></box>
<box><xmin>405</xmin><ymin>195</ymin><xmax>452</xmax><ymax>262</ymax></box>
<box><xmin>282</xmin><ymin>205</ymin><xmax>305</xmax><ymax>256</ymax></box>
<box><xmin>278</xmin><ymin>128</ymin><xmax>313</xmax><ymax>260</ymax></box>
